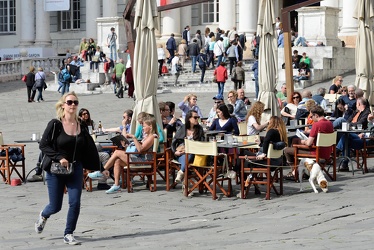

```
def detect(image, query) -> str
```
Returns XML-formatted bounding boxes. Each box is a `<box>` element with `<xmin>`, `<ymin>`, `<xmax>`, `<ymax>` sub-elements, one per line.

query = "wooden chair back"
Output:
<box><xmin>238</xmin><ymin>122</ymin><xmax>247</xmax><ymax>135</ymax></box>
<box><xmin>184</xmin><ymin>139</ymin><xmax>218</xmax><ymax>156</ymax></box>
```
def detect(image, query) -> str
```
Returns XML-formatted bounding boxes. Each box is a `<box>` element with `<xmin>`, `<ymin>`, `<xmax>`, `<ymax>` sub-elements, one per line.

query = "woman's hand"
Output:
<box><xmin>102</xmin><ymin>170</ymin><xmax>110</xmax><ymax>177</ymax></box>
<box><xmin>174</xmin><ymin>150</ymin><xmax>185</xmax><ymax>157</ymax></box>
<box><xmin>59</xmin><ymin>158</ymin><xmax>69</xmax><ymax>167</ymax></box>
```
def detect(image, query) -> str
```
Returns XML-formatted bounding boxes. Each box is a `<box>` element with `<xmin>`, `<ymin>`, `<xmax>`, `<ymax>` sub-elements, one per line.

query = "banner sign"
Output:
<box><xmin>44</xmin><ymin>0</ymin><xmax>70</xmax><ymax>11</ymax></box>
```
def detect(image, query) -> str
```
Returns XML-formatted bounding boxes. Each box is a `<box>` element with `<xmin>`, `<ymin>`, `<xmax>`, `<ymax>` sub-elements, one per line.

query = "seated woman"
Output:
<box><xmin>303</xmin><ymin>100</ymin><xmax>317</xmax><ymax>135</ymax></box>
<box><xmin>134</xmin><ymin>112</ymin><xmax>164</xmax><ymax>144</ymax></box>
<box><xmin>293</xmin><ymin>62</ymin><xmax>310</xmax><ymax>82</ymax></box>
<box><xmin>171</xmin><ymin>110</ymin><xmax>205</xmax><ymax>183</ymax></box>
<box><xmin>241</xmin><ymin>116</ymin><xmax>288</xmax><ymax>188</ymax></box>
<box><xmin>209</xmin><ymin>104</ymin><xmax>239</xmax><ymax>135</ymax></box>
<box><xmin>89</xmin><ymin>46</ymin><xmax>104</xmax><ymax>72</ymax></box>
<box><xmin>78</xmin><ymin>108</ymin><xmax>95</xmax><ymax>131</ymax></box>
<box><xmin>246</xmin><ymin>101</ymin><xmax>268</xmax><ymax>135</ymax></box>
<box><xmin>99</xmin><ymin>116</ymin><xmax>159</xmax><ymax>194</ymax></box>
<box><xmin>281</xmin><ymin>91</ymin><xmax>302</xmax><ymax>125</ymax></box>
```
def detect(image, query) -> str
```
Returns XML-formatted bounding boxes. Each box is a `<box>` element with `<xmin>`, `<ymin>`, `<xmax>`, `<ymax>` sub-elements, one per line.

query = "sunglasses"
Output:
<box><xmin>192</xmin><ymin>116</ymin><xmax>200</xmax><ymax>119</ymax></box>
<box><xmin>81</xmin><ymin>112</ymin><xmax>88</xmax><ymax>115</ymax></box>
<box><xmin>65</xmin><ymin>100</ymin><xmax>79</xmax><ymax>106</ymax></box>
<box><xmin>214</xmin><ymin>101</ymin><xmax>222</xmax><ymax>103</ymax></box>
<box><xmin>293</xmin><ymin>96</ymin><xmax>300</xmax><ymax>99</ymax></box>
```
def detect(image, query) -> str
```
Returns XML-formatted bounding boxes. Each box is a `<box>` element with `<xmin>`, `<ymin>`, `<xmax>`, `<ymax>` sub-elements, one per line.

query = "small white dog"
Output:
<box><xmin>298</xmin><ymin>158</ymin><xmax>328</xmax><ymax>193</ymax></box>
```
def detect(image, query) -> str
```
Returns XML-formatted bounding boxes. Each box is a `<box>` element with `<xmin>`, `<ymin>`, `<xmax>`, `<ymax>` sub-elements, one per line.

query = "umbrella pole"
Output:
<box><xmin>283</xmin><ymin>31</ymin><xmax>294</xmax><ymax>104</ymax></box>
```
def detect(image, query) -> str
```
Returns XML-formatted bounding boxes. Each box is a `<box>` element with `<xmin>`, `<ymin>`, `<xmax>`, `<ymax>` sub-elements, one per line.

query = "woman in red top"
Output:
<box><xmin>213</xmin><ymin>62</ymin><xmax>228</xmax><ymax>98</ymax></box>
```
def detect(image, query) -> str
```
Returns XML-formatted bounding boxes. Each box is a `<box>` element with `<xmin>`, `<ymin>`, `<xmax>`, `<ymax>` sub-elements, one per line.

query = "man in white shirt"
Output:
<box><xmin>213</xmin><ymin>37</ymin><xmax>225</xmax><ymax>68</ymax></box>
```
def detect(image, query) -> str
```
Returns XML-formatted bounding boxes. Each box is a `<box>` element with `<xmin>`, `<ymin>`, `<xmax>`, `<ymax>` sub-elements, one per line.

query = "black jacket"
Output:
<box><xmin>171</xmin><ymin>124</ymin><xmax>205</xmax><ymax>153</ymax></box>
<box><xmin>26</xmin><ymin>72</ymin><xmax>35</xmax><ymax>87</ymax></box>
<box><xmin>39</xmin><ymin>119</ymin><xmax>100</xmax><ymax>171</ymax></box>
<box><xmin>347</xmin><ymin>107</ymin><xmax>371</xmax><ymax>129</ymax></box>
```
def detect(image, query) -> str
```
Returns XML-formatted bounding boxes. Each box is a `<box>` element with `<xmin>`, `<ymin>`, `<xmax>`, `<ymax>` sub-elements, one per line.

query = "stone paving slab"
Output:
<box><xmin>1</xmin><ymin>72</ymin><xmax>374</xmax><ymax>249</ymax></box>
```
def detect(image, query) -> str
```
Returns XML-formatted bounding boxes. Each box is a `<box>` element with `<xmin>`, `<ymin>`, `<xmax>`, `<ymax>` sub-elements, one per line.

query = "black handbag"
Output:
<box><xmin>50</xmin><ymin>125</ymin><xmax>78</xmax><ymax>176</ymax></box>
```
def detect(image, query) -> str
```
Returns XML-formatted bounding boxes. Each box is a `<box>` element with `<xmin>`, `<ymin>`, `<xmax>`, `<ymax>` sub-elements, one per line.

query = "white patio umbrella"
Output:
<box><xmin>354</xmin><ymin>0</ymin><xmax>374</xmax><ymax>104</ymax></box>
<box><xmin>257</xmin><ymin>0</ymin><xmax>280</xmax><ymax>121</ymax></box>
<box><xmin>130</xmin><ymin>0</ymin><xmax>162</xmax><ymax>133</ymax></box>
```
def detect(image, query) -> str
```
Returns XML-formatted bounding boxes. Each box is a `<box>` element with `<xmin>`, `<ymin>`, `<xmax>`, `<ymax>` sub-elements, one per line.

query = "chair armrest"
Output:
<box><xmin>293</xmin><ymin>144</ymin><xmax>311</xmax><ymax>150</ymax></box>
<box><xmin>2</xmin><ymin>144</ymin><xmax>26</xmax><ymax>148</ymax></box>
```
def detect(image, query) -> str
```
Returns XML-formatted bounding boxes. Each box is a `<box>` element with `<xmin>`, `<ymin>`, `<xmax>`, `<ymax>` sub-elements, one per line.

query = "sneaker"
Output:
<box><xmin>87</xmin><ymin>171</ymin><xmax>104</xmax><ymax>180</ymax></box>
<box><xmin>28</xmin><ymin>174</ymin><xmax>43</xmax><ymax>182</ymax></box>
<box><xmin>106</xmin><ymin>185</ymin><xmax>121</xmax><ymax>194</ymax></box>
<box><xmin>63</xmin><ymin>234</ymin><xmax>81</xmax><ymax>245</ymax></box>
<box><xmin>35</xmin><ymin>211</ymin><xmax>47</xmax><ymax>234</ymax></box>
<box><xmin>175</xmin><ymin>170</ymin><xmax>184</xmax><ymax>183</ymax></box>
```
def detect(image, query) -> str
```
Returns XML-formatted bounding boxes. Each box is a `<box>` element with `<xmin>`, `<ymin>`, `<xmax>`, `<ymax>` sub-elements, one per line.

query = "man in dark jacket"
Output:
<box><xmin>166</xmin><ymin>33</ymin><xmax>176</xmax><ymax>64</ymax></box>
<box><xmin>336</xmin><ymin>97</ymin><xmax>371</xmax><ymax>170</ymax></box>
<box><xmin>187</xmin><ymin>39</ymin><xmax>200</xmax><ymax>73</ymax></box>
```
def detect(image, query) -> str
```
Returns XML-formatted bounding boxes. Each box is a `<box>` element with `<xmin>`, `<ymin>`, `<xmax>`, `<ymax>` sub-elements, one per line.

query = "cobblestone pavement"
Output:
<box><xmin>1</xmin><ymin>73</ymin><xmax>373</xmax><ymax>249</ymax></box>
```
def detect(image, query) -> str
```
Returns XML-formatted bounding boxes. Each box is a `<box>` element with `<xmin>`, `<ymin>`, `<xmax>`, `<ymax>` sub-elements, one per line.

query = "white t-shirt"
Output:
<box><xmin>247</xmin><ymin>115</ymin><xmax>259</xmax><ymax>135</ymax></box>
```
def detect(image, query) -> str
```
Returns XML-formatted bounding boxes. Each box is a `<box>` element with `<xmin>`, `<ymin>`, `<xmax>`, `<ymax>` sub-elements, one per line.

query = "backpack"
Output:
<box><xmin>61</xmin><ymin>69</ymin><xmax>71</xmax><ymax>82</ymax></box>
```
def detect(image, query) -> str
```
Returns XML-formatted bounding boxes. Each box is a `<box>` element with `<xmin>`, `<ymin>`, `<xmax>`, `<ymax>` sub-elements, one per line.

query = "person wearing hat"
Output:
<box><xmin>196</xmin><ymin>48</ymin><xmax>207</xmax><ymax>84</ymax></box>
<box><xmin>206</xmin><ymin>95</ymin><xmax>225</xmax><ymax>126</ymax></box>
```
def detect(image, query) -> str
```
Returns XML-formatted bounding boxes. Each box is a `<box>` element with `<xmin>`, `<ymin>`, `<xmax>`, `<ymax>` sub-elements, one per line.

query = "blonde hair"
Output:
<box><xmin>137</xmin><ymin>112</ymin><xmax>149</xmax><ymax>123</ymax></box>
<box><xmin>305</xmin><ymin>99</ymin><xmax>316</xmax><ymax>111</ymax></box>
<box><xmin>210</xmin><ymin>36</ymin><xmax>216</xmax><ymax>42</ymax></box>
<box><xmin>267</xmin><ymin>116</ymin><xmax>288</xmax><ymax>146</ymax></box>
<box><xmin>333</xmin><ymin>75</ymin><xmax>342</xmax><ymax>84</ymax></box>
<box><xmin>180</xmin><ymin>39</ymin><xmax>187</xmax><ymax>44</ymax></box>
<box><xmin>55</xmin><ymin>91</ymin><xmax>80</xmax><ymax>122</ymax></box>
<box><xmin>228</xmin><ymin>90</ymin><xmax>238</xmax><ymax>99</ymax></box>
<box><xmin>29</xmin><ymin>66</ymin><xmax>35</xmax><ymax>73</ymax></box>
<box><xmin>188</xmin><ymin>94</ymin><xmax>197</xmax><ymax>102</ymax></box>
<box><xmin>143</xmin><ymin>115</ymin><xmax>159</xmax><ymax>137</ymax></box>
<box><xmin>246</xmin><ymin>101</ymin><xmax>265</xmax><ymax>124</ymax></box>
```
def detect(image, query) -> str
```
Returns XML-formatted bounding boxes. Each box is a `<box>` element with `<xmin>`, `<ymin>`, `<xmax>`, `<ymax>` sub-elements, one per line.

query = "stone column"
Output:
<box><xmin>86</xmin><ymin>0</ymin><xmax>101</xmax><ymax>39</ymax></box>
<box><xmin>161</xmin><ymin>0</ymin><xmax>181</xmax><ymax>39</ymax></box>
<box><xmin>238</xmin><ymin>0</ymin><xmax>259</xmax><ymax>35</ymax></box>
<box><xmin>219</xmin><ymin>0</ymin><xmax>235</xmax><ymax>31</ymax></box>
<box><xmin>180</xmin><ymin>5</ymin><xmax>191</xmax><ymax>33</ymax></box>
<box><xmin>34</xmin><ymin>0</ymin><xmax>51</xmax><ymax>46</ymax></box>
<box><xmin>103</xmin><ymin>0</ymin><xmax>118</xmax><ymax>18</ymax></box>
<box><xmin>339</xmin><ymin>0</ymin><xmax>358</xmax><ymax>36</ymax></box>
<box><xmin>19</xmin><ymin>0</ymin><xmax>35</xmax><ymax>47</ymax></box>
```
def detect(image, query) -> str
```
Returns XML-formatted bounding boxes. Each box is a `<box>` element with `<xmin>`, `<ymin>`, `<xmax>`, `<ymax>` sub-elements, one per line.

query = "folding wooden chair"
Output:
<box><xmin>0</xmin><ymin>132</ymin><xmax>26</xmax><ymax>184</ymax></box>
<box><xmin>238</xmin><ymin>122</ymin><xmax>248</xmax><ymax>135</ymax></box>
<box><xmin>355</xmin><ymin>136</ymin><xmax>373</xmax><ymax>174</ymax></box>
<box><xmin>122</xmin><ymin>138</ymin><xmax>159</xmax><ymax>193</ymax></box>
<box><xmin>184</xmin><ymin>139</ymin><xmax>232</xmax><ymax>200</ymax></box>
<box><xmin>293</xmin><ymin>131</ymin><xmax>337</xmax><ymax>181</ymax></box>
<box><xmin>239</xmin><ymin>144</ymin><xmax>284</xmax><ymax>200</ymax></box>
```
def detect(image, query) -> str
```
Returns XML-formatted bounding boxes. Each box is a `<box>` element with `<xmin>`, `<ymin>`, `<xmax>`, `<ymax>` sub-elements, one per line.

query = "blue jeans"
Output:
<box><xmin>191</xmin><ymin>56</ymin><xmax>197</xmax><ymax>73</ymax></box>
<box><xmin>333</xmin><ymin>117</ymin><xmax>346</xmax><ymax>129</ymax></box>
<box><xmin>217</xmin><ymin>82</ymin><xmax>225</xmax><ymax>97</ymax></box>
<box><xmin>215</xmin><ymin>55</ymin><xmax>223</xmax><ymax>68</ymax></box>
<box><xmin>199</xmin><ymin>64</ymin><xmax>206</xmax><ymax>83</ymax></box>
<box><xmin>41</xmin><ymin>162</ymin><xmax>83</xmax><ymax>235</ymax></box>
<box><xmin>36</xmin><ymin>87</ymin><xmax>43</xmax><ymax>101</ymax></box>
<box><xmin>167</xmin><ymin>49</ymin><xmax>174</xmax><ymax>64</ymax></box>
<box><xmin>295</xmin><ymin>36</ymin><xmax>307</xmax><ymax>47</ymax></box>
<box><xmin>337</xmin><ymin>133</ymin><xmax>363</xmax><ymax>155</ymax></box>
<box><xmin>61</xmin><ymin>82</ymin><xmax>70</xmax><ymax>96</ymax></box>
<box><xmin>177</xmin><ymin>154</ymin><xmax>194</xmax><ymax>171</ymax></box>
<box><xmin>254</xmin><ymin>77</ymin><xmax>259</xmax><ymax>98</ymax></box>
<box><xmin>207</xmin><ymin>51</ymin><xmax>214</xmax><ymax>68</ymax></box>
<box><xmin>110</xmin><ymin>44</ymin><xmax>117</xmax><ymax>61</ymax></box>
<box><xmin>293</xmin><ymin>75</ymin><xmax>308</xmax><ymax>81</ymax></box>
<box><xmin>57</xmin><ymin>81</ymin><xmax>63</xmax><ymax>92</ymax></box>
